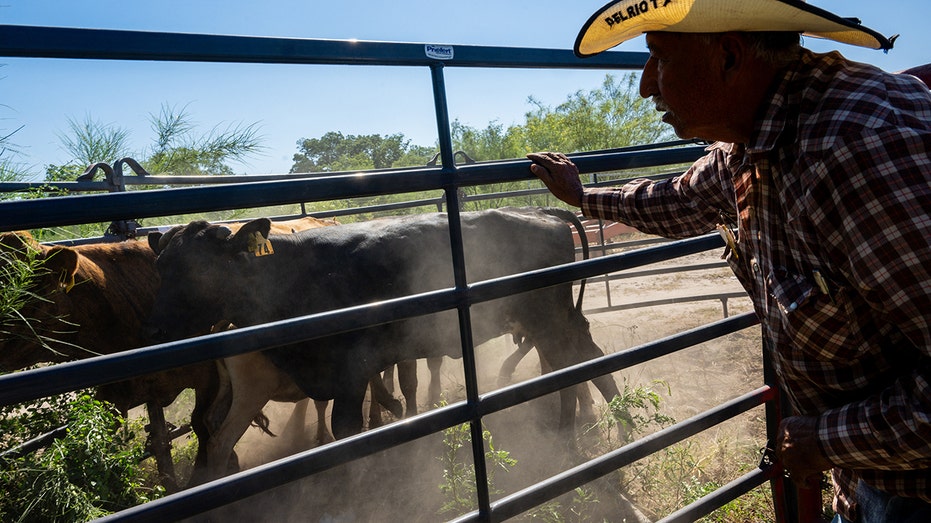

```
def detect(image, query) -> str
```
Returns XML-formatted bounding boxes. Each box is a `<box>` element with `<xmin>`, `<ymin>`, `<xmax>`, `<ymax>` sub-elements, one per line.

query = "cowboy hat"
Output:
<box><xmin>575</xmin><ymin>0</ymin><xmax>896</xmax><ymax>57</ymax></box>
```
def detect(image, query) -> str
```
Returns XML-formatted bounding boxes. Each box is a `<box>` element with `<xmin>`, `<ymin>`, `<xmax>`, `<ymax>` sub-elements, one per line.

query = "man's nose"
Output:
<box><xmin>639</xmin><ymin>57</ymin><xmax>658</xmax><ymax>99</ymax></box>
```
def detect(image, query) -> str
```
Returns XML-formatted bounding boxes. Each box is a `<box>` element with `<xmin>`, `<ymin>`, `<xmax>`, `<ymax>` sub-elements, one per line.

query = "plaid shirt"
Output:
<box><xmin>582</xmin><ymin>49</ymin><xmax>931</xmax><ymax>520</ymax></box>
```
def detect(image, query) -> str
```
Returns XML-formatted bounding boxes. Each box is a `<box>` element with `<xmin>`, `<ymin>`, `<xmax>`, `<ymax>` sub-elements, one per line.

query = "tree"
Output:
<box><xmin>449</xmin><ymin>120</ymin><xmax>525</xmax><ymax>162</ymax></box>
<box><xmin>0</xmin><ymin>125</ymin><xmax>30</xmax><ymax>186</ymax></box>
<box><xmin>289</xmin><ymin>73</ymin><xmax>674</xmax><ymax>212</ymax></box>
<box><xmin>447</xmin><ymin>73</ymin><xmax>672</xmax><ymax>162</ymax></box>
<box><xmin>145</xmin><ymin>104</ymin><xmax>264</xmax><ymax>176</ymax></box>
<box><xmin>45</xmin><ymin>104</ymin><xmax>264</xmax><ymax>182</ymax></box>
<box><xmin>45</xmin><ymin>116</ymin><xmax>132</xmax><ymax>182</ymax></box>
<box><xmin>511</xmin><ymin>72</ymin><xmax>674</xmax><ymax>154</ymax></box>
<box><xmin>290</xmin><ymin>131</ymin><xmax>432</xmax><ymax>173</ymax></box>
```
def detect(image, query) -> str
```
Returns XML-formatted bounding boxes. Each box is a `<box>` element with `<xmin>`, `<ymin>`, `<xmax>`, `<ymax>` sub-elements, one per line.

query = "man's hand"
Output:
<box><xmin>775</xmin><ymin>415</ymin><xmax>833</xmax><ymax>488</ymax></box>
<box><xmin>527</xmin><ymin>152</ymin><xmax>585</xmax><ymax>208</ymax></box>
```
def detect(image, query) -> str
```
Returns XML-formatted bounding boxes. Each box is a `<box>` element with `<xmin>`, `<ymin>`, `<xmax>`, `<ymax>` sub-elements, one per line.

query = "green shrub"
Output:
<box><xmin>0</xmin><ymin>394</ymin><xmax>160</xmax><ymax>522</ymax></box>
<box><xmin>437</xmin><ymin>403</ymin><xmax>517</xmax><ymax>516</ymax></box>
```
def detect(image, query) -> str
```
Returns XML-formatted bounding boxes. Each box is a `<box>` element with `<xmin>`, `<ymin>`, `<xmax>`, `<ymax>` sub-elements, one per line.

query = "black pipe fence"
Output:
<box><xmin>0</xmin><ymin>24</ymin><xmax>807</xmax><ymax>522</ymax></box>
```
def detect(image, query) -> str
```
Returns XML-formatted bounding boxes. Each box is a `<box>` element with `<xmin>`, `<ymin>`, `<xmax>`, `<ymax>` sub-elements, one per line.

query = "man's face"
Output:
<box><xmin>640</xmin><ymin>32</ymin><xmax>728</xmax><ymax>141</ymax></box>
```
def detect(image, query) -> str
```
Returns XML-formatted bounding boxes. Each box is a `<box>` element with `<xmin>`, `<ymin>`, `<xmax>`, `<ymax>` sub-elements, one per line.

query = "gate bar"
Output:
<box><xmin>452</xmin><ymin>385</ymin><xmax>777</xmax><ymax>522</ymax></box>
<box><xmin>0</xmin><ymin>24</ymin><xmax>648</xmax><ymax>70</ymax></box>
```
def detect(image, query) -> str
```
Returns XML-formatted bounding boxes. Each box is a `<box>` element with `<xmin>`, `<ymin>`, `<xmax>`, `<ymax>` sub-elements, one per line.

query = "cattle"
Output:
<box><xmin>0</xmin><ymin>216</ymin><xmax>338</xmax><ymax>488</ymax></box>
<box><xmin>147</xmin><ymin>207</ymin><xmax>622</xmax><ymax>480</ymax></box>
<box><xmin>0</xmin><ymin>230</ymin><xmax>202</xmax><ymax>489</ymax></box>
<box><xmin>0</xmin><ymin>231</ymin><xmax>192</xmax><ymax>418</ymax></box>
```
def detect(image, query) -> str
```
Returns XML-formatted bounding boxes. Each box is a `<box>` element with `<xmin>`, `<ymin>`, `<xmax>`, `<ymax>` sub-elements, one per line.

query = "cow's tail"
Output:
<box><xmin>538</xmin><ymin>207</ymin><xmax>589</xmax><ymax>311</ymax></box>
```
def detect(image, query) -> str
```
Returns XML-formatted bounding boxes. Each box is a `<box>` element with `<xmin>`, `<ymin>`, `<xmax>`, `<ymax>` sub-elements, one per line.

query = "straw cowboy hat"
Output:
<box><xmin>575</xmin><ymin>0</ymin><xmax>896</xmax><ymax>57</ymax></box>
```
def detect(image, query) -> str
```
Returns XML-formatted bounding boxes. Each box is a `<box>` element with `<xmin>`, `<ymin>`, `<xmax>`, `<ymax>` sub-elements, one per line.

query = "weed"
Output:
<box><xmin>437</xmin><ymin>412</ymin><xmax>517</xmax><ymax>516</ymax></box>
<box><xmin>0</xmin><ymin>394</ymin><xmax>160</xmax><ymax>522</ymax></box>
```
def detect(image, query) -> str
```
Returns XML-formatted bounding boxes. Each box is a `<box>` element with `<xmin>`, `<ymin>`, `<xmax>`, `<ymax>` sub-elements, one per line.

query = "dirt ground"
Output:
<box><xmin>161</xmin><ymin>240</ymin><xmax>767</xmax><ymax>522</ymax></box>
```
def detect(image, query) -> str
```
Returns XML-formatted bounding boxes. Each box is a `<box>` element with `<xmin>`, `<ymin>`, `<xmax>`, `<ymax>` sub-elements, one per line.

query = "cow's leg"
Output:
<box><xmin>382</xmin><ymin>364</ymin><xmax>396</xmax><ymax>395</ymax></box>
<box><xmin>187</xmin><ymin>370</ymin><xmax>218</xmax><ymax>486</ymax></box>
<box><xmin>205</xmin><ymin>360</ymin><xmax>234</xmax><ymax>436</ymax></box>
<box><xmin>426</xmin><ymin>357</ymin><xmax>443</xmax><ymax>407</ymax></box>
<box><xmin>280</xmin><ymin>398</ymin><xmax>312</xmax><ymax>450</ymax></box>
<box><xmin>396</xmin><ymin>359</ymin><xmax>418</xmax><ymax>416</ymax></box>
<box><xmin>548</xmin><ymin>377</ymin><xmax>579</xmax><ymax>434</ymax></box>
<box><xmin>204</xmin><ymin>354</ymin><xmax>279</xmax><ymax>480</ymax></box>
<box><xmin>367</xmin><ymin>382</ymin><xmax>383</xmax><ymax>429</ymax></box>
<box><xmin>573</xmin><ymin>319</ymin><xmax>621</xmax><ymax>405</ymax></box>
<box><xmin>368</xmin><ymin>375</ymin><xmax>403</xmax><ymax>427</ymax></box>
<box><xmin>331</xmin><ymin>382</ymin><xmax>368</xmax><ymax>439</ymax></box>
<box><xmin>498</xmin><ymin>337</ymin><xmax>535</xmax><ymax>387</ymax></box>
<box><xmin>533</xmin><ymin>339</ymin><xmax>578</xmax><ymax>432</ymax></box>
<box><xmin>206</xmin><ymin>392</ymin><xmax>269</xmax><ymax>480</ymax></box>
<box><xmin>575</xmin><ymin>383</ymin><xmax>598</xmax><ymax>426</ymax></box>
<box><xmin>312</xmin><ymin>400</ymin><xmax>334</xmax><ymax>445</ymax></box>
<box><xmin>146</xmin><ymin>401</ymin><xmax>179</xmax><ymax>493</ymax></box>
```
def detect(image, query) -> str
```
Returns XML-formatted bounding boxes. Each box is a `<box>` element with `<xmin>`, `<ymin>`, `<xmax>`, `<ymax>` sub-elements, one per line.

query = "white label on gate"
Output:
<box><xmin>425</xmin><ymin>44</ymin><xmax>454</xmax><ymax>60</ymax></box>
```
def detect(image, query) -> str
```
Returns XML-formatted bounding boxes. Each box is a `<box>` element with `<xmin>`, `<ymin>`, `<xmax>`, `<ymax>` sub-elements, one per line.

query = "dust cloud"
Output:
<box><xmin>174</xmin><ymin>248</ymin><xmax>763</xmax><ymax>522</ymax></box>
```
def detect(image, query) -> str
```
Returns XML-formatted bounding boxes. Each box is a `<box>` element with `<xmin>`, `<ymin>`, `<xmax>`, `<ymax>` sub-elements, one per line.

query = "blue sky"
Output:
<box><xmin>2</xmin><ymin>1</ymin><xmax>928</xmax><ymax>177</ymax></box>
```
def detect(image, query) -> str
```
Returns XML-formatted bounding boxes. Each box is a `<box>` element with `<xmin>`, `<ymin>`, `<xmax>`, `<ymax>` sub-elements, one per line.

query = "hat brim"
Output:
<box><xmin>574</xmin><ymin>0</ymin><xmax>895</xmax><ymax>57</ymax></box>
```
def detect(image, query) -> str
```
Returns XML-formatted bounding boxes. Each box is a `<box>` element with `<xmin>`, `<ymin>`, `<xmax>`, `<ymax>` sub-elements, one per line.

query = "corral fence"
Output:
<box><xmin>0</xmin><ymin>25</ymin><xmax>813</xmax><ymax>522</ymax></box>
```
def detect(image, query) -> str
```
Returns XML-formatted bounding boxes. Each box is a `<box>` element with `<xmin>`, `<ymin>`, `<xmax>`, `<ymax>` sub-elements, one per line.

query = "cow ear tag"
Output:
<box><xmin>59</xmin><ymin>271</ymin><xmax>76</xmax><ymax>293</ymax></box>
<box><xmin>247</xmin><ymin>231</ymin><xmax>274</xmax><ymax>257</ymax></box>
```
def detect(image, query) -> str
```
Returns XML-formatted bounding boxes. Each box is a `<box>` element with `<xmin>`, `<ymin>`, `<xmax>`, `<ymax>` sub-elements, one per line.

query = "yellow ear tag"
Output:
<box><xmin>60</xmin><ymin>272</ymin><xmax>75</xmax><ymax>293</ymax></box>
<box><xmin>248</xmin><ymin>231</ymin><xmax>274</xmax><ymax>257</ymax></box>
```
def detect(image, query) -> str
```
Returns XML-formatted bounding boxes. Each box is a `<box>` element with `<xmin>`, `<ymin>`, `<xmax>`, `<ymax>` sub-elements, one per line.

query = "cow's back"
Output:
<box><xmin>67</xmin><ymin>240</ymin><xmax>159</xmax><ymax>353</ymax></box>
<box><xmin>274</xmin><ymin>208</ymin><xmax>575</xmax><ymax>303</ymax></box>
<box><xmin>256</xmin><ymin>208</ymin><xmax>580</xmax><ymax>397</ymax></box>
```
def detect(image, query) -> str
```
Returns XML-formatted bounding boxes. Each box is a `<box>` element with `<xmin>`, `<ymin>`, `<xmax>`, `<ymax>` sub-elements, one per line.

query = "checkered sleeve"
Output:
<box><xmin>812</xmin><ymin>125</ymin><xmax>931</xmax><ymax>471</ymax></box>
<box><xmin>579</xmin><ymin>149</ymin><xmax>733</xmax><ymax>239</ymax></box>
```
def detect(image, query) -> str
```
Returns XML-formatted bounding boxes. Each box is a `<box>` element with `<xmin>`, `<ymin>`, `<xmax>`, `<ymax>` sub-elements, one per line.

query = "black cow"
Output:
<box><xmin>148</xmin><ymin>207</ymin><xmax>620</xmax><ymax>479</ymax></box>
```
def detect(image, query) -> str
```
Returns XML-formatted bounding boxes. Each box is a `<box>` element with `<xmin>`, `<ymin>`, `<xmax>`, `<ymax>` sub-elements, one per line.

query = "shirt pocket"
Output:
<box><xmin>767</xmin><ymin>267</ymin><xmax>859</xmax><ymax>362</ymax></box>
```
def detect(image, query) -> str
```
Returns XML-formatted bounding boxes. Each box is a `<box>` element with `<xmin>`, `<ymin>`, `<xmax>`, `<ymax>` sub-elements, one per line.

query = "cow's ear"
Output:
<box><xmin>151</xmin><ymin>226</ymin><xmax>186</xmax><ymax>255</ymax></box>
<box><xmin>0</xmin><ymin>231</ymin><xmax>41</xmax><ymax>259</ymax></box>
<box><xmin>147</xmin><ymin>232</ymin><xmax>163</xmax><ymax>254</ymax></box>
<box><xmin>44</xmin><ymin>246</ymin><xmax>80</xmax><ymax>293</ymax></box>
<box><xmin>230</xmin><ymin>218</ymin><xmax>274</xmax><ymax>257</ymax></box>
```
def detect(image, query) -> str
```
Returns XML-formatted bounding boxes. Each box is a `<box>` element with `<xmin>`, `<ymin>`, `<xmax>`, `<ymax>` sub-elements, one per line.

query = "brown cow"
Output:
<box><xmin>0</xmin><ymin>216</ymin><xmax>338</xmax><ymax>488</ymax></box>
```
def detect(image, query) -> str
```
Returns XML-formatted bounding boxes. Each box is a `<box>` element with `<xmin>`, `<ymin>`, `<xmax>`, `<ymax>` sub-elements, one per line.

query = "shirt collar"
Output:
<box><xmin>738</xmin><ymin>49</ymin><xmax>821</xmax><ymax>160</ymax></box>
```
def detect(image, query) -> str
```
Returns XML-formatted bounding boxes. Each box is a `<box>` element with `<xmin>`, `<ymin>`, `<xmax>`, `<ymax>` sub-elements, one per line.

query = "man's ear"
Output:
<box><xmin>44</xmin><ymin>246</ymin><xmax>80</xmax><ymax>292</ymax></box>
<box><xmin>718</xmin><ymin>33</ymin><xmax>748</xmax><ymax>80</ymax></box>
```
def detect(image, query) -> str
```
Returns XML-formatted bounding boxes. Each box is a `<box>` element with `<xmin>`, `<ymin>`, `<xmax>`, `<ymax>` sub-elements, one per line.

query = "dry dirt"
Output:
<box><xmin>159</xmin><ymin>240</ymin><xmax>767</xmax><ymax>522</ymax></box>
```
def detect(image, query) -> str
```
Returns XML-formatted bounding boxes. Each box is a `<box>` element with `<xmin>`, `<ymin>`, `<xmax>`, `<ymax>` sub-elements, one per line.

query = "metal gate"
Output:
<box><xmin>0</xmin><ymin>25</ymin><xmax>811</xmax><ymax>522</ymax></box>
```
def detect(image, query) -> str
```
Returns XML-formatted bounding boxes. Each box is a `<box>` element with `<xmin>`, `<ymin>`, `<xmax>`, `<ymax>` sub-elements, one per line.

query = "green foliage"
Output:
<box><xmin>291</xmin><ymin>131</ymin><xmax>433</xmax><ymax>173</ymax></box>
<box><xmin>588</xmin><ymin>379</ymin><xmax>676</xmax><ymax>446</ymax></box>
<box><xmin>1</xmin><ymin>128</ymin><xmax>32</xmax><ymax>186</ymax></box>
<box><xmin>47</xmin><ymin>116</ymin><xmax>132</xmax><ymax>182</ymax></box>
<box><xmin>0</xmin><ymin>394</ymin><xmax>159</xmax><ymax>522</ymax></box>
<box><xmin>438</xmin><ymin>412</ymin><xmax>517</xmax><ymax>516</ymax></box>
<box><xmin>594</xmin><ymin>387</ymin><xmax>774</xmax><ymax>522</ymax></box>
<box><xmin>288</xmin><ymin>73</ymin><xmax>673</xmax><ymax>214</ymax></box>
<box><xmin>44</xmin><ymin>103</ymin><xmax>264</xmax><ymax>183</ymax></box>
<box><xmin>512</xmin><ymin>73</ymin><xmax>674</xmax><ymax>154</ymax></box>
<box><xmin>0</xmin><ymin>239</ymin><xmax>80</xmax><ymax>356</ymax></box>
<box><xmin>520</xmin><ymin>487</ymin><xmax>604</xmax><ymax>523</ymax></box>
<box><xmin>451</xmin><ymin>119</ymin><xmax>525</xmax><ymax>162</ymax></box>
<box><xmin>0</xmin><ymin>391</ymin><xmax>73</xmax><ymax>450</ymax></box>
<box><xmin>684</xmin><ymin>482</ymin><xmax>774</xmax><ymax>523</ymax></box>
<box><xmin>145</xmin><ymin>104</ymin><xmax>264</xmax><ymax>176</ymax></box>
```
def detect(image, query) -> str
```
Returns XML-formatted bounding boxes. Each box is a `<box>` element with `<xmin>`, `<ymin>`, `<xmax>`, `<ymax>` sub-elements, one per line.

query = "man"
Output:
<box><xmin>528</xmin><ymin>1</ymin><xmax>931</xmax><ymax>521</ymax></box>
